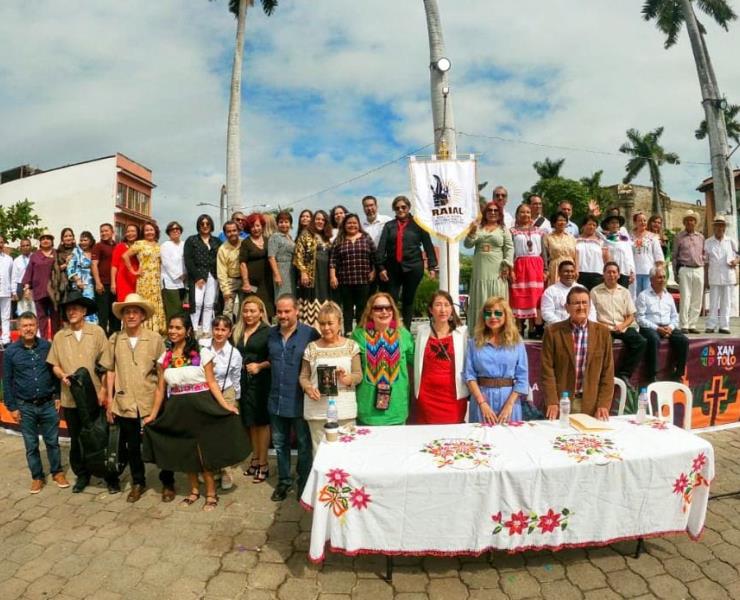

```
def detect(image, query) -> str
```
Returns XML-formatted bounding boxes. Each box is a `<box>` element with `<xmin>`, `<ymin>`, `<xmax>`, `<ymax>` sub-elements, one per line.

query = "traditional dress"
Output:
<box><xmin>128</xmin><ymin>241</ymin><xmax>166</xmax><ymax>335</ymax></box>
<box><xmin>293</xmin><ymin>231</ymin><xmax>331</xmax><ymax>328</ymax></box>
<box><xmin>464</xmin><ymin>226</ymin><xmax>514</xmax><ymax>324</ymax></box>
<box><xmin>544</xmin><ymin>232</ymin><xmax>577</xmax><ymax>285</ymax></box>
<box><xmin>510</xmin><ymin>227</ymin><xmax>545</xmax><ymax>320</ymax></box>
<box><xmin>239</xmin><ymin>237</ymin><xmax>275</xmax><ymax>320</ymax></box>
<box><xmin>66</xmin><ymin>246</ymin><xmax>97</xmax><ymax>323</ymax></box>
<box><xmin>464</xmin><ymin>339</ymin><xmax>529</xmax><ymax>423</ymax></box>
<box><xmin>352</xmin><ymin>325</ymin><xmax>414</xmax><ymax>426</ymax></box>
<box><xmin>267</xmin><ymin>232</ymin><xmax>296</xmax><ymax>299</ymax></box>
<box><xmin>416</xmin><ymin>335</ymin><xmax>466</xmax><ymax>424</ymax></box>
<box><xmin>143</xmin><ymin>347</ymin><xmax>250</xmax><ymax>473</ymax></box>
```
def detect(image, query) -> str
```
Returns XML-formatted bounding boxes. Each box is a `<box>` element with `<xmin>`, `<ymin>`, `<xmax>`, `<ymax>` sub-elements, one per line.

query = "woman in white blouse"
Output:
<box><xmin>576</xmin><ymin>215</ymin><xmax>609</xmax><ymax>290</ymax></box>
<box><xmin>160</xmin><ymin>221</ymin><xmax>186</xmax><ymax>321</ymax></box>
<box><xmin>631</xmin><ymin>211</ymin><xmax>664</xmax><ymax>299</ymax></box>
<box><xmin>602</xmin><ymin>210</ymin><xmax>635</xmax><ymax>289</ymax></box>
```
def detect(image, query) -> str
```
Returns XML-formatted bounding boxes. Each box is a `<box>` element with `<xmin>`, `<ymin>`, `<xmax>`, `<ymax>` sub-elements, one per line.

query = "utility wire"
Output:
<box><xmin>457</xmin><ymin>131</ymin><xmax>712</xmax><ymax>167</ymax></box>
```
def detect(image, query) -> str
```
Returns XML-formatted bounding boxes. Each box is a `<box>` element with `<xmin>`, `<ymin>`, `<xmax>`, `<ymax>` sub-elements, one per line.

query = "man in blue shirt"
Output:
<box><xmin>3</xmin><ymin>312</ymin><xmax>68</xmax><ymax>493</ymax></box>
<box><xmin>267</xmin><ymin>294</ymin><xmax>319</xmax><ymax>501</ymax></box>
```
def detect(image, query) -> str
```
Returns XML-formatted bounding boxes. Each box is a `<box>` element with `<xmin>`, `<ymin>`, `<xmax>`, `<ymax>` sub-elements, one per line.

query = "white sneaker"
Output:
<box><xmin>221</xmin><ymin>471</ymin><xmax>234</xmax><ymax>490</ymax></box>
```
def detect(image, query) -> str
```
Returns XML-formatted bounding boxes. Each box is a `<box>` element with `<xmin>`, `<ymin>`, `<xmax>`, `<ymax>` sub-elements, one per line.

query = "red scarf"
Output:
<box><xmin>395</xmin><ymin>218</ymin><xmax>409</xmax><ymax>263</ymax></box>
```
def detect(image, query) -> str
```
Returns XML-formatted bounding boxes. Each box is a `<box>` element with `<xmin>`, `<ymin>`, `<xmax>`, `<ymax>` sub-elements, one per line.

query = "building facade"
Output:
<box><xmin>0</xmin><ymin>153</ymin><xmax>156</xmax><ymax>241</ymax></box>
<box><xmin>603</xmin><ymin>183</ymin><xmax>705</xmax><ymax>232</ymax></box>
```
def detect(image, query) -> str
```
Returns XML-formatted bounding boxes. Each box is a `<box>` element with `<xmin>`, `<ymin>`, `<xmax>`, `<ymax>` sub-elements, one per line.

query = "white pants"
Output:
<box><xmin>0</xmin><ymin>296</ymin><xmax>10</xmax><ymax>344</ymax></box>
<box><xmin>678</xmin><ymin>266</ymin><xmax>704</xmax><ymax>330</ymax></box>
<box><xmin>191</xmin><ymin>274</ymin><xmax>218</xmax><ymax>335</ymax></box>
<box><xmin>706</xmin><ymin>284</ymin><xmax>733</xmax><ymax>330</ymax></box>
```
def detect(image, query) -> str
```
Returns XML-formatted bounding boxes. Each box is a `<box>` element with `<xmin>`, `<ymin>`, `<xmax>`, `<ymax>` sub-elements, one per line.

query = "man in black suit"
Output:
<box><xmin>376</xmin><ymin>195</ymin><xmax>438</xmax><ymax>328</ymax></box>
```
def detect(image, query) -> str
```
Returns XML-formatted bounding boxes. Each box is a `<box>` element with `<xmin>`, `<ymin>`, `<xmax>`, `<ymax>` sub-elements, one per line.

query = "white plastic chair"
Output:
<box><xmin>646</xmin><ymin>381</ymin><xmax>693</xmax><ymax>429</ymax></box>
<box><xmin>614</xmin><ymin>377</ymin><xmax>628</xmax><ymax>416</ymax></box>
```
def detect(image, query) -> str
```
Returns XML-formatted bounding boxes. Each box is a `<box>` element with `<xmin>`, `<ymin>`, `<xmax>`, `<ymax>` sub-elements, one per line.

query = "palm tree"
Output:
<box><xmin>642</xmin><ymin>0</ymin><xmax>736</xmax><ymax>224</ymax></box>
<box><xmin>619</xmin><ymin>127</ymin><xmax>680</xmax><ymax>219</ymax></box>
<box><xmin>533</xmin><ymin>157</ymin><xmax>565</xmax><ymax>180</ymax></box>
<box><xmin>216</xmin><ymin>0</ymin><xmax>278</xmax><ymax>214</ymax></box>
<box><xmin>696</xmin><ymin>103</ymin><xmax>740</xmax><ymax>146</ymax></box>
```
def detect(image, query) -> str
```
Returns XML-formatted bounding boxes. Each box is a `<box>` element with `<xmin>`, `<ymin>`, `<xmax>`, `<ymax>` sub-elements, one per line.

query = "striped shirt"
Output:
<box><xmin>571</xmin><ymin>320</ymin><xmax>588</xmax><ymax>395</ymax></box>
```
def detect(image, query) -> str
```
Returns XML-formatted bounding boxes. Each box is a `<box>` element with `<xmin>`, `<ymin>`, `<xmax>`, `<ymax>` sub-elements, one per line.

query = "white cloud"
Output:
<box><xmin>0</xmin><ymin>0</ymin><xmax>738</xmax><ymax>230</ymax></box>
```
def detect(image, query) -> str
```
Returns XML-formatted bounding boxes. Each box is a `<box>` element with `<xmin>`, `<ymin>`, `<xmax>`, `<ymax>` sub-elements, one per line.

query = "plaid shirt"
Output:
<box><xmin>571</xmin><ymin>320</ymin><xmax>588</xmax><ymax>395</ymax></box>
<box><xmin>329</xmin><ymin>235</ymin><xmax>378</xmax><ymax>286</ymax></box>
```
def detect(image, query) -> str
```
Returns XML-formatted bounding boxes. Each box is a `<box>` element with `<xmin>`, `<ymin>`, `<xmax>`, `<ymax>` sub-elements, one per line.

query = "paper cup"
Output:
<box><xmin>324</xmin><ymin>422</ymin><xmax>339</xmax><ymax>443</ymax></box>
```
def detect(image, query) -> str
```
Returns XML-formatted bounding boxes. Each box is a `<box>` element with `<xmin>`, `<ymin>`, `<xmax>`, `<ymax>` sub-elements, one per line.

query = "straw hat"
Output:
<box><xmin>713</xmin><ymin>214</ymin><xmax>727</xmax><ymax>225</ymax></box>
<box><xmin>38</xmin><ymin>229</ymin><xmax>54</xmax><ymax>241</ymax></box>
<box><xmin>683</xmin><ymin>209</ymin><xmax>699</xmax><ymax>224</ymax></box>
<box><xmin>112</xmin><ymin>293</ymin><xmax>155</xmax><ymax>320</ymax></box>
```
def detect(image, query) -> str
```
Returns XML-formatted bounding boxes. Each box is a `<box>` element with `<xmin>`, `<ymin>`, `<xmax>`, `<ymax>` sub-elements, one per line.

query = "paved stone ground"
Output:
<box><xmin>0</xmin><ymin>427</ymin><xmax>739</xmax><ymax>600</ymax></box>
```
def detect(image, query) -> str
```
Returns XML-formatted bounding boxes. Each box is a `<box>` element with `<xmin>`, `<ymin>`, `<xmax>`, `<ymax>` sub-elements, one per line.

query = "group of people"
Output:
<box><xmin>467</xmin><ymin>187</ymin><xmax>737</xmax><ymax>379</ymax></box>
<box><xmin>1</xmin><ymin>188</ymin><xmax>735</xmax><ymax>506</ymax></box>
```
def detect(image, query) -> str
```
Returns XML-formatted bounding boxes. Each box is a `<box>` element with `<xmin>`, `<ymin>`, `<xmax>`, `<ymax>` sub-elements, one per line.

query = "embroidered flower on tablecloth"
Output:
<box><xmin>552</xmin><ymin>434</ymin><xmax>622</xmax><ymax>463</ymax></box>
<box><xmin>673</xmin><ymin>452</ymin><xmax>710</xmax><ymax>513</ymax></box>
<box><xmin>338</xmin><ymin>428</ymin><xmax>372</xmax><ymax>443</ymax></box>
<box><xmin>326</xmin><ymin>468</ymin><xmax>350</xmax><ymax>487</ymax></box>
<box><xmin>493</xmin><ymin>508</ymin><xmax>571</xmax><ymax>537</ymax></box>
<box><xmin>318</xmin><ymin>470</ymin><xmax>372</xmax><ymax>520</ymax></box>
<box><xmin>628</xmin><ymin>418</ymin><xmax>668</xmax><ymax>430</ymax></box>
<box><xmin>420</xmin><ymin>438</ymin><xmax>493</xmax><ymax>470</ymax></box>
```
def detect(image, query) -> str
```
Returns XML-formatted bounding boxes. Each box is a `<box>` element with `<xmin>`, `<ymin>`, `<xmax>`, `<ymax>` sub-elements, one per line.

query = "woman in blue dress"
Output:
<box><xmin>465</xmin><ymin>296</ymin><xmax>529</xmax><ymax>424</ymax></box>
<box><xmin>67</xmin><ymin>231</ymin><xmax>98</xmax><ymax>324</ymax></box>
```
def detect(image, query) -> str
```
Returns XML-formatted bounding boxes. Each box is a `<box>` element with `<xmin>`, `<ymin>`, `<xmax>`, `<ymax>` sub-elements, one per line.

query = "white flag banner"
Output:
<box><xmin>409</xmin><ymin>157</ymin><xmax>478</xmax><ymax>243</ymax></box>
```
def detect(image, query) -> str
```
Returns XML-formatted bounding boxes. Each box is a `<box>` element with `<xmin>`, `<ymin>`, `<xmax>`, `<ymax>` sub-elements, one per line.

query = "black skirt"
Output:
<box><xmin>143</xmin><ymin>390</ymin><xmax>251</xmax><ymax>472</ymax></box>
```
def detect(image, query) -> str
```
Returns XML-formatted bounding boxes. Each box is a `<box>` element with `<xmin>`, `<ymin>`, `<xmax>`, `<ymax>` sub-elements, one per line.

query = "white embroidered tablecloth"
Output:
<box><xmin>300</xmin><ymin>417</ymin><xmax>714</xmax><ymax>562</ymax></box>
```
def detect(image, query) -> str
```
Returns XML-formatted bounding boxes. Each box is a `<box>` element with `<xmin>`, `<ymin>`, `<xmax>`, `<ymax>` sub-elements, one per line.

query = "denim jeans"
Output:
<box><xmin>19</xmin><ymin>401</ymin><xmax>63</xmax><ymax>480</ymax></box>
<box><xmin>269</xmin><ymin>414</ymin><xmax>313</xmax><ymax>490</ymax></box>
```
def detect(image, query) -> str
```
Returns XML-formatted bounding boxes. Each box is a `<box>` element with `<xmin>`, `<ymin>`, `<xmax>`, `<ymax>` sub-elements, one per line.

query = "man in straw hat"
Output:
<box><xmin>22</xmin><ymin>230</ymin><xmax>58</xmax><ymax>339</ymax></box>
<box><xmin>47</xmin><ymin>290</ymin><xmax>108</xmax><ymax>493</ymax></box>
<box><xmin>704</xmin><ymin>214</ymin><xmax>739</xmax><ymax>334</ymax></box>
<box><xmin>672</xmin><ymin>210</ymin><xmax>705</xmax><ymax>333</ymax></box>
<box><xmin>99</xmin><ymin>293</ymin><xmax>167</xmax><ymax>502</ymax></box>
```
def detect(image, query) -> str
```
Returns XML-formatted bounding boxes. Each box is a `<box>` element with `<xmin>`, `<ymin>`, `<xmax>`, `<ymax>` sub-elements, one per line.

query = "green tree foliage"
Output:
<box><xmin>696</xmin><ymin>103</ymin><xmax>740</xmax><ymax>146</ymax></box>
<box><xmin>459</xmin><ymin>254</ymin><xmax>473</xmax><ymax>293</ymax></box>
<box><xmin>528</xmin><ymin>177</ymin><xmax>591</xmax><ymax>224</ymax></box>
<box><xmin>533</xmin><ymin>157</ymin><xmax>565</xmax><ymax>180</ymax></box>
<box><xmin>0</xmin><ymin>199</ymin><xmax>44</xmax><ymax>243</ymax></box>
<box><xmin>413</xmin><ymin>275</ymin><xmax>439</xmax><ymax>318</ymax></box>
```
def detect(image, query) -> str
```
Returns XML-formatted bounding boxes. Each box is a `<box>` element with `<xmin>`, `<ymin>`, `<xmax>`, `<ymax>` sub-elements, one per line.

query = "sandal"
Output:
<box><xmin>253</xmin><ymin>464</ymin><xmax>269</xmax><ymax>484</ymax></box>
<box><xmin>243</xmin><ymin>458</ymin><xmax>259</xmax><ymax>477</ymax></box>
<box><xmin>179</xmin><ymin>491</ymin><xmax>200</xmax><ymax>507</ymax></box>
<box><xmin>203</xmin><ymin>494</ymin><xmax>219</xmax><ymax>512</ymax></box>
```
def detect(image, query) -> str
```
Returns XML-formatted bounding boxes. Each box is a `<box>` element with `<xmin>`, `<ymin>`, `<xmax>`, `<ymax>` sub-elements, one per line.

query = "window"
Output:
<box><xmin>116</xmin><ymin>183</ymin><xmax>125</xmax><ymax>207</ymax></box>
<box><xmin>117</xmin><ymin>182</ymin><xmax>151</xmax><ymax>215</ymax></box>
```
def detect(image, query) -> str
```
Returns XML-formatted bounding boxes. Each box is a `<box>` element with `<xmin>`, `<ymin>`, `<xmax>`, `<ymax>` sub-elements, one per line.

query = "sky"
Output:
<box><xmin>1</xmin><ymin>0</ymin><xmax>739</xmax><ymax>230</ymax></box>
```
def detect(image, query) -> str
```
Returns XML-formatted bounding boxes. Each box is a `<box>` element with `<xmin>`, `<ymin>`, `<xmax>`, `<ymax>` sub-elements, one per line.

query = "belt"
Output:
<box><xmin>477</xmin><ymin>377</ymin><xmax>514</xmax><ymax>388</ymax></box>
<box><xmin>680</xmin><ymin>264</ymin><xmax>702</xmax><ymax>268</ymax></box>
<box><xmin>20</xmin><ymin>396</ymin><xmax>54</xmax><ymax>406</ymax></box>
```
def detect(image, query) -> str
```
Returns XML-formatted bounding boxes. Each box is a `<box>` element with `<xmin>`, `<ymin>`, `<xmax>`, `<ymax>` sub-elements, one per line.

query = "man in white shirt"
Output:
<box><xmin>541</xmin><ymin>260</ymin><xmax>594</xmax><ymax>325</ymax></box>
<box><xmin>361</xmin><ymin>195</ymin><xmax>391</xmax><ymax>247</ymax></box>
<box><xmin>160</xmin><ymin>221</ymin><xmax>187</xmax><ymax>322</ymax></box>
<box><xmin>12</xmin><ymin>239</ymin><xmax>35</xmax><ymax>316</ymax></box>
<box><xmin>558</xmin><ymin>200</ymin><xmax>580</xmax><ymax>237</ymax></box>
<box><xmin>704</xmin><ymin>214</ymin><xmax>739</xmax><ymax>334</ymax></box>
<box><xmin>493</xmin><ymin>186</ymin><xmax>515</xmax><ymax>228</ymax></box>
<box><xmin>528</xmin><ymin>195</ymin><xmax>551</xmax><ymax>233</ymax></box>
<box><xmin>0</xmin><ymin>236</ymin><xmax>14</xmax><ymax>345</ymax></box>
<box><xmin>636</xmin><ymin>265</ymin><xmax>688</xmax><ymax>383</ymax></box>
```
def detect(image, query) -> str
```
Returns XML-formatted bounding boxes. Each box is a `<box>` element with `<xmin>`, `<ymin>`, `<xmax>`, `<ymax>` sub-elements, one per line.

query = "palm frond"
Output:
<box><xmin>623</xmin><ymin>157</ymin><xmax>646</xmax><ymax>183</ymax></box>
<box><xmin>664</xmin><ymin>152</ymin><xmax>681</xmax><ymax>165</ymax></box>
<box><xmin>696</xmin><ymin>0</ymin><xmax>738</xmax><ymax>29</ymax></box>
<box><xmin>261</xmin><ymin>0</ymin><xmax>278</xmax><ymax>15</ymax></box>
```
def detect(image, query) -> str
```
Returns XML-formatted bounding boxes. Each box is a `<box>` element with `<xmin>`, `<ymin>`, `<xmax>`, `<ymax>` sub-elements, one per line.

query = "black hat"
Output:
<box><xmin>59</xmin><ymin>290</ymin><xmax>98</xmax><ymax>317</ymax></box>
<box><xmin>600</xmin><ymin>209</ymin><xmax>625</xmax><ymax>230</ymax></box>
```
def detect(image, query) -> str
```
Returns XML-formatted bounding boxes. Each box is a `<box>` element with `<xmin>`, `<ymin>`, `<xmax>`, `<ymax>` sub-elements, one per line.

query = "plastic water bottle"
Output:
<box><xmin>326</xmin><ymin>398</ymin><xmax>338</xmax><ymax>425</ymax></box>
<box><xmin>636</xmin><ymin>388</ymin><xmax>648</xmax><ymax>424</ymax></box>
<box><xmin>559</xmin><ymin>392</ymin><xmax>571</xmax><ymax>428</ymax></box>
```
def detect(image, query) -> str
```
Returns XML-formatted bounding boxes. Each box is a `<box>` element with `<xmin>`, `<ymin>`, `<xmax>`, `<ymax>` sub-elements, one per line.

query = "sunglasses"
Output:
<box><xmin>494</xmin><ymin>193</ymin><xmax>507</xmax><ymax>198</ymax></box>
<box><xmin>484</xmin><ymin>310</ymin><xmax>505</xmax><ymax>319</ymax></box>
<box><xmin>372</xmin><ymin>305</ymin><xmax>393</xmax><ymax>312</ymax></box>
<box><xmin>394</xmin><ymin>205</ymin><xmax>409</xmax><ymax>211</ymax></box>
<box><xmin>485</xmin><ymin>208</ymin><xmax>499</xmax><ymax>213</ymax></box>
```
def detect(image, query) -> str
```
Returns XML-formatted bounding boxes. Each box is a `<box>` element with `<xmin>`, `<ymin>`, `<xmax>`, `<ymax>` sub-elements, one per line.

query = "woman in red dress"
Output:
<box><xmin>111</xmin><ymin>224</ymin><xmax>141</xmax><ymax>302</ymax></box>
<box><xmin>413</xmin><ymin>291</ymin><xmax>469</xmax><ymax>424</ymax></box>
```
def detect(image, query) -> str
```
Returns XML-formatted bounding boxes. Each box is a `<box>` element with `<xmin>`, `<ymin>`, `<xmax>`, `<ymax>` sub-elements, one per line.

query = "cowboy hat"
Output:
<box><xmin>600</xmin><ymin>208</ymin><xmax>625</xmax><ymax>230</ymax></box>
<box><xmin>112</xmin><ymin>293</ymin><xmax>154</xmax><ymax>320</ymax></box>
<box><xmin>59</xmin><ymin>290</ymin><xmax>97</xmax><ymax>316</ymax></box>
<box><xmin>683</xmin><ymin>209</ymin><xmax>699</xmax><ymax>224</ymax></box>
<box><xmin>713</xmin><ymin>214</ymin><xmax>727</xmax><ymax>225</ymax></box>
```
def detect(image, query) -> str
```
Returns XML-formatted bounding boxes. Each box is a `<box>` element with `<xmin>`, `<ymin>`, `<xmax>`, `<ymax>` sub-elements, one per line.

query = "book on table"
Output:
<box><xmin>569</xmin><ymin>413</ymin><xmax>614</xmax><ymax>432</ymax></box>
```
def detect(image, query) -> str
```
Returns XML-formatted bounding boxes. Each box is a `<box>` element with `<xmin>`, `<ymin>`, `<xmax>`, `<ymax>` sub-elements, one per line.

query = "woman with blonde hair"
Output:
<box><xmin>299</xmin><ymin>301</ymin><xmax>362</xmax><ymax>453</ymax></box>
<box><xmin>413</xmin><ymin>290</ymin><xmax>469</xmax><ymax>424</ymax></box>
<box><xmin>233</xmin><ymin>295</ymin><xmax>272</xmax><ymax>483</ymax></box>
<box><xmin>351</xmin><ymin>292</ymin><xmax>414</xmax><ymax>425</ymax></box>
<box><xmin>464</xmin><ymin>297</ymin><xmax>529</xmax><ymax>424</ymax></box>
